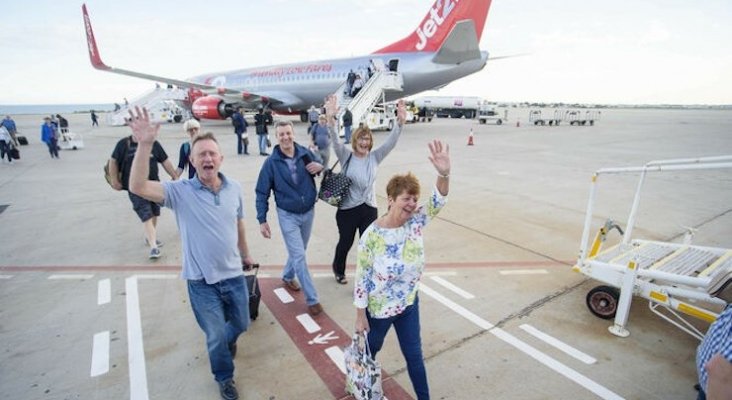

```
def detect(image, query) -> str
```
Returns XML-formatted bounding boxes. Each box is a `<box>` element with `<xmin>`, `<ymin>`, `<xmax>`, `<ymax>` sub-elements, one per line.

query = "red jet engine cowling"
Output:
<box><xmin>191</xmin><ymin>96</ymin><xmax>229</xmax><ymax>120</ymax></box>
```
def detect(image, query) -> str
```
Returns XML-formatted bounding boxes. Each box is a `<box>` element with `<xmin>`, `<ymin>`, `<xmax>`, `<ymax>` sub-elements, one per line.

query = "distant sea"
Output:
<box><xmin>0</xmin><ymin>104</ymin><xmax>114</xmax><ymax>115</ymax></box>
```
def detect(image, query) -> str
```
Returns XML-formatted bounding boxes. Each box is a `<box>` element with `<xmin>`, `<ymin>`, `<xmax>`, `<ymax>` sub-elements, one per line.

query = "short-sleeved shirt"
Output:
<box><xmin>354</xmin><ymin>186</ymin><xmax>447</xmax><ymax>318</ymax></box>
<box><xmin>697</xmin><ymin>305</ymin><xmax>732</xmax><ymax>392</ymax></box>
<box><xmin>163</xmin><ymin>174</ymin><xmax>244</xmax><ymax>284</ymax></box>
<box><xmin>111</xmin><ymin>137</ymin><xmax>168</xmax><ymax>190</ymax></box>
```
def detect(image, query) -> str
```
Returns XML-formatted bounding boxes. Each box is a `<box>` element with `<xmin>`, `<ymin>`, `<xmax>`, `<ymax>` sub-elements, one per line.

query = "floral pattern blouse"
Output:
<box><xmin>353</xmin><ymin>186</ymin><xmax>447</xmax><ymax>318</ymax></box>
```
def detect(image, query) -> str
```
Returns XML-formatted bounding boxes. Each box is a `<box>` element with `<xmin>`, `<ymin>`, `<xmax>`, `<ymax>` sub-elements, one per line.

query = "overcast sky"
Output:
<box><xmin>1</xmin><ymin>0</ymin><xmax>730</xmax><ymax>105</ymax></box>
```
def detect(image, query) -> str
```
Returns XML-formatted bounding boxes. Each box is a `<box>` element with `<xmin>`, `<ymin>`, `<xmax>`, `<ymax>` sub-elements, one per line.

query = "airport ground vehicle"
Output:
<box><xmin>412</xmin><ymin>96</ymin><xmax>482</xmax><ymax>119</ymax></box>
<box><xmin>574</xmin><ymin>155</ymin><xmax>732</xmax><ymax>339</ymax></box>
<box><xmin>478</xmin><ymin>106</ymin><xmax>508</xmax><ymax>125</ymax></box>
<box><xmin>566</xmin><ymin>110</ymin><xmax>601</xmax><ymax>126</ymax></box>
<box><xmin>528</xmin><ymin>109</ymin><xmax>563</xmax><ymax>126</ymax></box>
<box><xmin>364</xmin><ymin>104</ymin><xmax>397</xmax><ymax>131</ymax></box>
<box><xmin>58</xmin><ymin>131</ymin><xmax>84</xmax><ymax>150</ymax></box>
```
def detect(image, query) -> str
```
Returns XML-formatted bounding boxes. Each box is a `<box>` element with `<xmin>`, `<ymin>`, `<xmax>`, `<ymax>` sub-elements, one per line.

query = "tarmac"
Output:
<box><xmin>1</xmin><ymin>107</ymin><xmax>731</xmax><ymax>400</ymax></box>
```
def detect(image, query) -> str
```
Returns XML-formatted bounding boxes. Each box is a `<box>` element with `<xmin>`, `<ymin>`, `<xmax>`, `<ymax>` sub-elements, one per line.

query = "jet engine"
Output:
<box><xmin>191</xmin><ymin>96</ymin><xmax>235</xmax><ymax>120</ymax></box>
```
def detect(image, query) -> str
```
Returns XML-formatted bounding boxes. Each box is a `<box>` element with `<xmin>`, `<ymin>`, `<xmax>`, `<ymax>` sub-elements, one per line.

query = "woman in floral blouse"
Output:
<box><xmin>353</xmin><ymin>139</ymin><xmax>450</xmax><ymax>400</ymax></box>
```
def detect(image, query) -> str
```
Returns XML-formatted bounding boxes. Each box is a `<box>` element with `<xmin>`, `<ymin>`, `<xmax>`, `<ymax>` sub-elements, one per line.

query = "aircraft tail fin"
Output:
<box><xmin>373</xmin><ymin>0</ymin><xmax>492</xmax><ymax>55</ymax></box>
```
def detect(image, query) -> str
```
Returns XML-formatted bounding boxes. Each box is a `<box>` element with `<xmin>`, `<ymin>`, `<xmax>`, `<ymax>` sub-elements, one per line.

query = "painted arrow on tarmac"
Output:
<box><xmin>309</xmin><ymin>330</ymin><xmax>339</xmax><ymax>345</ymax></box>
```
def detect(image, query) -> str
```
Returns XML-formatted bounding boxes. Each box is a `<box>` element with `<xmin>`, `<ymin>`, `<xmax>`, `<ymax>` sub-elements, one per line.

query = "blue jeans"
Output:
<box><xmin>344</xmin><ymin>125</ymin><xmax>352</xmax><ymax>144</ymax></box>
<box><xmin>367</xmin><ymin>296</ymin><xmax>429</xmax><ymax>400</ymax></box>
<box><xmin>276</xmin><ymin>207</ymin><xmax>319</xmax><ymax>305</ymax></box>
<box><xmin>257</xmin><ymin>133</ymin><xmax>267</xmax><ymax>154</ymax></box>
<box><xmin>235</xmin><ymin>131</ymin><xmax>247</xmax><ymax>154</ymax></box>
<box><xmin>187</xmin><ymin>276</ymin><xmax>250</xmax><ymax>382</ymax></box>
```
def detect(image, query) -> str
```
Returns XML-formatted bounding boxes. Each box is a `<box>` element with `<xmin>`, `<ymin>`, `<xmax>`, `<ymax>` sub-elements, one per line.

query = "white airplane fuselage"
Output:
<box><xmin>188</xmin><ymin>51</ymin><xmax>489</xmax><ymax>113</ymax></box>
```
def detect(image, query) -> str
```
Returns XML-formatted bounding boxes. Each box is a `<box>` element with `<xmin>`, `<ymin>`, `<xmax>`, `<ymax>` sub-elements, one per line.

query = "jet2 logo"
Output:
<box><xmin>415</xmin><ymin>0</ymin><xmax>458</xmax><ymax>51</ymax></box>
<box><xmin>84</xmin><ymin>14</ymin><xmax>96</xmax><ymax>59</ymax></box>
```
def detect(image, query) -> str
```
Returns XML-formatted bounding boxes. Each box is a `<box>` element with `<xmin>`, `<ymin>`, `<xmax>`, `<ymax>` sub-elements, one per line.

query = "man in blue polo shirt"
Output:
<box><xmin>128</xmin><ymin>106</ymin><xmax>255</xmax><ymax>400</ymax></box>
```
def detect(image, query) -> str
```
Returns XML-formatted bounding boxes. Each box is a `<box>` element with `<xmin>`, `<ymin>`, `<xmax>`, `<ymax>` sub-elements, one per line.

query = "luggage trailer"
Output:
<box><xmin>574</xmin><ymin>155</ymin><xmax>732</xmax><ymax>339</ymax></box>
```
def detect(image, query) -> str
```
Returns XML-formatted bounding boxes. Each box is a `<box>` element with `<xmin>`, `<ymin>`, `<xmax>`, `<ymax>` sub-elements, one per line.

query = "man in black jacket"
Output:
<box><xmin>254</xmin><ymin>107</ymin><xmax>270</xmax><ymax>156</ymax></box>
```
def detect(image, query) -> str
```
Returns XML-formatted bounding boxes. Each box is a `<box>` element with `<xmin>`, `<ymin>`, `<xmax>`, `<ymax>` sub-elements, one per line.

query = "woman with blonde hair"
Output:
<box><xmin>176</xmin><ymin>119</ymin><xmax>201</xmax><ymax>179</ymax></box>
<box><xmin>324</xmin><ymin>94</ymin><xmax>405</xmax><ymax>284</ymax></box>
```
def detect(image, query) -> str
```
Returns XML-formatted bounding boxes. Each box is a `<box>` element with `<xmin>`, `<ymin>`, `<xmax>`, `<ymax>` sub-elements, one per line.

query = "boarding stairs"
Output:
<box><xmin>331</xmin><ymin>68</ymin><xmax>404</xmax><ymax>137</ymax></box>
<box><xmin>575</xmin><ymin>155</ymin><xmax>732</xmax><ymax>339</ymax></box>
<box><xmin>106</xmin><ymin>87</ymin><xmax>189</xmax><ymax>126</ymax></box>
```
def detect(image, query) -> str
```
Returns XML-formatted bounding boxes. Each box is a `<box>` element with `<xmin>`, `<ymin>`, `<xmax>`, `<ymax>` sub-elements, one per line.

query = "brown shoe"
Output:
<box><xmin>282</xmin><ymin>279</ymin><xmax>301</xmax><ymax>291</ymax></box>
<box><xmin>308</xmin><ymin>303</ymin><xmax>323</xmax><ymax>316</ymax></box>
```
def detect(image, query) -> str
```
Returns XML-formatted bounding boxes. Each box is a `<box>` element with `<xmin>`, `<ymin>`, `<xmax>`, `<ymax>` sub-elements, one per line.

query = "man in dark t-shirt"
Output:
<box><xmin>107</xmin><ymin>135</ymin><xmax>178</xmax><ymax>259</ymax></box>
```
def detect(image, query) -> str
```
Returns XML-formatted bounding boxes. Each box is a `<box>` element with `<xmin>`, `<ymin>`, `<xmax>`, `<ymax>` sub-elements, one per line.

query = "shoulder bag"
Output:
<box><xmin>318</xmin><ymin>154</ymin><xmax>352</xmax><ymax>207</ymax></box>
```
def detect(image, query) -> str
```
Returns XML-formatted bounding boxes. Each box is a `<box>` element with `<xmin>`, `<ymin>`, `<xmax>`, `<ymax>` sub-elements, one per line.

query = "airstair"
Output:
<box><xmin>331</xmin><ymin>62</ymin><xmax>404</xmax><ymax>137</ymax></box>
<box><xmin>106</xmin><ymin>87</ymin><xmax>190</xmax><ymax>126</ymax></box>
<box><xmin>574</xmin><ymin>155</ymin><xmax>732</xmax><ymax>339</ymax></box>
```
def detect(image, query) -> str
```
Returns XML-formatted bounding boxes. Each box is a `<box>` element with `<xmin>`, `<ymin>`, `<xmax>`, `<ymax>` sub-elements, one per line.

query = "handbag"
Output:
<box><xmin>344</xmin><ymin>332</ymin><xmax>384</xmax><ymax>400</ymax></box>
<box><xmin>9</xmin><ymin>144</ymin><xmax>20</xmax><ymax>160</ymax></box>
<box><xmin>318</xmin><ymin>154</ymin><xmax>352</xmax><ymax>207</ymax></box>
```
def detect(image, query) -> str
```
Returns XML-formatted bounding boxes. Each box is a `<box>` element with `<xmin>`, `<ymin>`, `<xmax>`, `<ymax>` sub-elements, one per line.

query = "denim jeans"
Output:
<box><xmin>235</xmin><ymin>131</ymin><xmax>246</xmax><ymax>154</ymax></box>
<box><xmin>367</xmin><ymin>296</ymin><xmax>429</xmax><ymax>400</ymax></box>
<box><xmin>187</xmin><ymin>276</ymin><xmax>250</xmax><ymax>383</ymax></box>
<box><xmin>276</xmin><ymin>207</ymin><xmax>319</xmax><ymax>305</ymax></box>
<box><xmin>344</xmin><ymin>125</ymin><xmax>353</xmax><ymax>144</ymax></box>
<box><xmin>258</xmin><ymin>133</ymin><xmax>267</xmax><ymax>154</ymax></box>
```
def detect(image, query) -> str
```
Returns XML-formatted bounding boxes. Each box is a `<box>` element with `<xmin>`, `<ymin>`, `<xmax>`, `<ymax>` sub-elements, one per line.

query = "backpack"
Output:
<box><xmin>232</xmin><ymin>113</ymin><xmax>243</xmax><ymax>129</ymax></box>
<box><xmin>104</xmin><ymin>137</ymin><xmax>130</xmax><ymax>188</ymax></box>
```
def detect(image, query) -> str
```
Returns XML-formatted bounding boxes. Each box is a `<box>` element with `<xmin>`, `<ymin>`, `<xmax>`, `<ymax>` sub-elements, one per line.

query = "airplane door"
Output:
<box><xmin>388</xmin><ymin>59</ymin><xmax>399</xmax><ymax>72</ymax></box>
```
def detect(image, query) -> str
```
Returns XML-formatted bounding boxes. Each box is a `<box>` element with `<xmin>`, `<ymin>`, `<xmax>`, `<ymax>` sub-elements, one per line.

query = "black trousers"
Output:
<box><xmin>332</xmin><ymin>203</ymin><xmax>377</xmax><ymax>276</ymax></box>
<box><xmin>0</xmin><ymin>140</ymin><xmax>10</xmax><ymax>161</ymax></box>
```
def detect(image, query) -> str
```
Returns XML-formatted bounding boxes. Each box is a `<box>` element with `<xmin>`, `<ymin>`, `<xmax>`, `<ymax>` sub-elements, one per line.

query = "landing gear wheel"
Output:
<box><xmin>586</xmin><ymin>285</ymin><xmax>619</xmax><ymax>319</ymax></box>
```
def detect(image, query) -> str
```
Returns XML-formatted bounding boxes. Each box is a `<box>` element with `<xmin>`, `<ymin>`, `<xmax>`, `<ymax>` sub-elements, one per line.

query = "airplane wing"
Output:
<box><xmin>82</xmin><ymin>4</ymin><xmax>278</xmax><ymax>106</ymax></box>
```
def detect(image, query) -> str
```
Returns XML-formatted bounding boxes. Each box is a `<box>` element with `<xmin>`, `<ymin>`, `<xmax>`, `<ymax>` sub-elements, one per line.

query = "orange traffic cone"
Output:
<box><xmin>467</xmin><ymin>128</ymin><xmax>474</xmax><ymax>146</ymax></box>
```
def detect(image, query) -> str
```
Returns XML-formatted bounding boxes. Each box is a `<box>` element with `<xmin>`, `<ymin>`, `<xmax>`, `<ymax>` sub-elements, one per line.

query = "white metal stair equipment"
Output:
<box><xmin>331</xmin><ymin>64</ymin><xmax>404</xmax><ymax>137</ymax></box>
<box><xmin>574</xmin><ymin>155</ymin><xmax>732</xmax><ymax>339</ymax></box>
<box><xmin>106</xmin><ymin>87</ymin><xmax>189</xmax><ymax>126</ymax></box>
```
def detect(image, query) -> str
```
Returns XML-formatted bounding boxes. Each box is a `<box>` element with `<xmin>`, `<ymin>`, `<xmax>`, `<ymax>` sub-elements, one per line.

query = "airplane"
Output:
<box><xmin>82</xmin><ymin>0</ymin><xmax>493</xmax><ymax>122</ymax></box>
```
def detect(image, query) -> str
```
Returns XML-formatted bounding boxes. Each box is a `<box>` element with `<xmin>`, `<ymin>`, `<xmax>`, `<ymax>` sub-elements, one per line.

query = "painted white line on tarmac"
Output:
<box><xmin>0</xmin><ymin>275</ymin><xmax>13</xmax><ymax>279</ymax></box>
<box><xmin>49</xmin><ymin>274</ymin><xmax>94</xmax><ymax>280</ymax></box>
<box><xmin>90</xmin><ymin>331</ymin><xmax>110</xmax><ymax>377</ymax></box>
<box><xmin>313</xmin><ymin>273</ymin><xmax>342</xmax><ymax>279</ymax></box>
<box><xmin>499</xmin><ymin>269</ymin><xmax>549</xmax><ymax>275</ymax></box>
<box><xmin>429</xmin><ymin>276</ymin><xmax>475</xmax><ymax>299</ymax></box>
<box><xmin>274</xmin><ymin>288</ymin><xmax>294</xmax><ymax>303</ymax></box>
<box><xmin>519</xmin><ymin>324</ymin><xmax>597</xmax><ymax>365</ymax></box>
<box><xmin>419</xmin><ymin>284</ymin><xmax>493</xmax><ymax>330</ymax></box>
<box><xmin>423</xmin><ymin>271</ymin><xmax>458</xmax><ymax>276</ymax></box>
<box><xmin>135</xmin><ymin>274</ymin><xmax>177</xmax><ymax>280</ymax></box>
<box><xmin>296</xmin><ymin>313</ymin><xmax>321</xmax><ymax>334</ymax></box>
<box><xmin>419</xmin><ymin>284</ymin><xmax>623</xmax><ymax>400</ymax></box>
<box><xmin>325</xmin><ymin>346</ymin><xmax>347</xmax><ymax>375</ymax></box>
<box><xmin>98</xmin><ymin>279</ymin><xmax>111</xmax><ymax>305</ymax></box>
<box><xmin>125</xmin><ymin>276</ymin><xmax>150</xmax><ymax>400</ymax></box>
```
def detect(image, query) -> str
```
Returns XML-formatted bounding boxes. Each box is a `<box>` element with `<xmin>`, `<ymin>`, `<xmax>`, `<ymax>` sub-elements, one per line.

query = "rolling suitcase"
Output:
<box><xmin>16</xmin><ymin>135</ymin><xmax>28</xmax><ymax>145</ymax></box>
<box><xmin>243</xmin><ymin>263</ymin><xmax>261</xmax><ymax>320</ymax></box>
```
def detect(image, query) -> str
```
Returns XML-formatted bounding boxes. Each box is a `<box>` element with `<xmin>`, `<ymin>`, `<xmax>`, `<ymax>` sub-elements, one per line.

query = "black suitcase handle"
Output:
<box><xmin>242</xmin><ymin>262</ymin><xmax>260</xmax><ymax>272</ymax></box>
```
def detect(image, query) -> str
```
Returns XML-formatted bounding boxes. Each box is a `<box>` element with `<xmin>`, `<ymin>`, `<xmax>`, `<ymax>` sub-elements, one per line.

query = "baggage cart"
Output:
<box><xmin>58</xmin><ymin>130</ymin><xmax>84</xmax><ymax>150</ymax></box>
<box><xmin>574</xmin><ymin>155</ymin><xmax>732</xmax><ymax>339</ymax></box>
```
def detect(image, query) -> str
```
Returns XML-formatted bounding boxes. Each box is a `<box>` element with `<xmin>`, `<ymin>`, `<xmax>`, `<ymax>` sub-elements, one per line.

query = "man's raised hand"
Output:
<box><xmin>128</xmin><ymin>106</ymin><xmax>160</xmax><ymax>144</ymax></box>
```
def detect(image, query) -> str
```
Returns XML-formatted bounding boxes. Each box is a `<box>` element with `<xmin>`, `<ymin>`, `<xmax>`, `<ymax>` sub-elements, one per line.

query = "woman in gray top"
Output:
<box><xmin>324</xmin><ymin>94</ymin><xmax>406</xmax><ymax>284</ymax></box>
